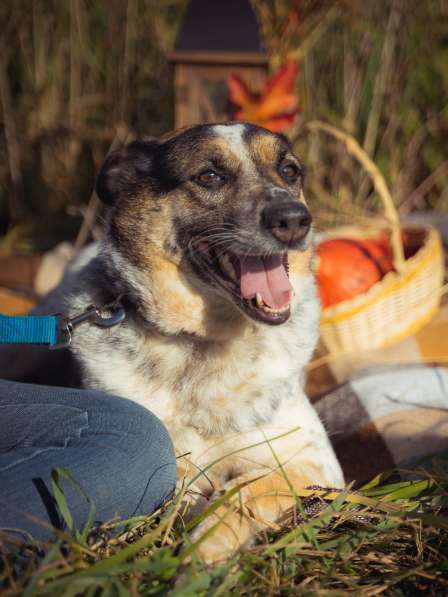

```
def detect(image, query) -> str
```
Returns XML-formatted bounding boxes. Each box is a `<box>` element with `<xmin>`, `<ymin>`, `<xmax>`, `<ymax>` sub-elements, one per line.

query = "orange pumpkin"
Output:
<box><xmin>316</xmin><ymin>235</ymin><xmax>395</xmax><ymax>308</ymax></box>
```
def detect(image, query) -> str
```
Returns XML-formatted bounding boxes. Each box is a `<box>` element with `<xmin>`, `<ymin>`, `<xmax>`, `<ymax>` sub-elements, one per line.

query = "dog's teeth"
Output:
<box><xmin>253</xmin><ymin>293</ymin><xmax>290</xmax><ymax>314</ymax></box>
<box><xmin>255</xmin><ymin>292</ymin><xmax>264</xmax><ymax>307</ymax></box>
<box><xmin>267</xmin><ymin>305</ymin><xmax>289</xmax><ymax>314</ymax></box>
<box><xmin>219</xmin><ymin>253</ymin><xmax>236</xmax><ymax>281</ymax></box>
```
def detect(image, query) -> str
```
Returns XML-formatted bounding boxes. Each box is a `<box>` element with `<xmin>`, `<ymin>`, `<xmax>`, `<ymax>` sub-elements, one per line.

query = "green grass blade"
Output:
<box><xmin>50</xmin><ymin>467</ymin><xmax>96</xmax><ymax>544</ymax></box>
<box><xmin>186</xmin><ymin>427</ymin><xmax>302</xmax><ymax>489</ymax></box>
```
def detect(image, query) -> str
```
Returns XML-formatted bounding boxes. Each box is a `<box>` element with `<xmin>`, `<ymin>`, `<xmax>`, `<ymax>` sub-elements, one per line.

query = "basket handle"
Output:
<box><xmin>305</xmin><ymin>120</ymin><xmax>405</xmax><ymax>273</ymax></box>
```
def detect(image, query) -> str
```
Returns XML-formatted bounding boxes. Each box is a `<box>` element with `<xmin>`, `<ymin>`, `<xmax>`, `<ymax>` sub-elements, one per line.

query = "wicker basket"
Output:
<box><xmin>319</xmin><ymin>225</ymin><xmax>444</xmax><ymax>352</ymax></box>
<box><xmin>305</xmin><ymin>120</ymin><xmax>445</xmax><ymax>354</ymax></box>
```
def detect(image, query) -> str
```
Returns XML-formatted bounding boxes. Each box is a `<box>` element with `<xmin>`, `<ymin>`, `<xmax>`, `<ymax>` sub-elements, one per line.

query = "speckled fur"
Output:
<box><xmin>28</xmin><ymin>123</ymin><xmax>345</xmax><ymax>562</ymax></box>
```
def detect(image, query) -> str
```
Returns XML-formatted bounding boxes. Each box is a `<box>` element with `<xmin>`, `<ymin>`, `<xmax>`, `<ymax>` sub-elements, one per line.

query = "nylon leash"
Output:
<box><xmin>0</xmin><ymin>314</ymin><xmax>58</xmax><ymax>346</ymax></box>
<box><xmin>0</xmin><ymin>302</ymin><xmax>125</xmax><ymax>349</ymax></box>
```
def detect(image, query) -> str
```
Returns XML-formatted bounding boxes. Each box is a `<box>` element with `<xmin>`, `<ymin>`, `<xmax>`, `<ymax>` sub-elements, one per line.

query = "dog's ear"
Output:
<box><xmin>95</xmin><ymin>140</ymin><xmax>160</xmax><ymax>205</ymax></box>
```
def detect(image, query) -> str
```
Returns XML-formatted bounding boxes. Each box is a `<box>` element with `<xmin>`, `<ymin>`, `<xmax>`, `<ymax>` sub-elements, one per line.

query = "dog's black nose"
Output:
<box><xmin>262</xmin><ymin>202</ymin><xmax>312</xmax><ymax>245</ymax></box>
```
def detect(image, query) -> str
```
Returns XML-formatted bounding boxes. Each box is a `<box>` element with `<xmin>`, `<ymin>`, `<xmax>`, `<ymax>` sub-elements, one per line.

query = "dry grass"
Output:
<box><xmin>1</xmin><ymin>462</ymin><xmax>448</xmax><ymax>596</ymax></box>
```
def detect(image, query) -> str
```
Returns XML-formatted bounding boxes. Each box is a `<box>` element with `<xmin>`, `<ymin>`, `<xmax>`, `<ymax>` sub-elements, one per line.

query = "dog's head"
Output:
<box><xmin>96</xmin><ymin>123</ymin><xmax>314</xmax><ymax>337</ymax></box>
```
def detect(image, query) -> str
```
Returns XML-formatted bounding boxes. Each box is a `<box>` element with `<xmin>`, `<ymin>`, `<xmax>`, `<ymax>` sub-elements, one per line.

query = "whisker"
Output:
<box><xmin>193</xmin><ymin>238</ymin><xmax>236</xmax><ymax>253</ymax></box>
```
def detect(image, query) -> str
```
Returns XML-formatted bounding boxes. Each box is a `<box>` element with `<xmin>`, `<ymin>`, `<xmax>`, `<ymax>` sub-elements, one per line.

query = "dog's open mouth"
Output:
<box><xmin>194</xmin><ymin>242</ymin><xmax>293</xmax><ymax>325</ymax></box>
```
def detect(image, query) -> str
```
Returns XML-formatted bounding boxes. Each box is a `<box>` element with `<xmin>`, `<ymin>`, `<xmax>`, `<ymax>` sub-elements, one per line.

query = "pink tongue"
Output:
<box><xmin>239</xmin><ymin>255</ymin><xmax>293</xmax><ymax>309</ymax></box>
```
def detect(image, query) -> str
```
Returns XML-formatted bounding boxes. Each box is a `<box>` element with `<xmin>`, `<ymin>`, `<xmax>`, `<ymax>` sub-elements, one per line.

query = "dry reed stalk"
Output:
<box><xmin>393</xmin><ymin>122</ymin><xmax>428</xmax><ymax>211</ymax></box>
<box><xmin>399</xmin><ymin>160</ymin><xmax>448</xmax><ymax>213</ymax></box>
<box><xmin>305</xmin><ymin>120</ymin><xmax>406</xmax><ymax>272</ymax></box>
<box><xmin>74</xmin><ymin>124</ymin><xmax>131</xmax><ymax>252</ymax></box>
<box><xmin>32</xmin><ymin>3</ymin><xmax>47</xmax><ymax>92</ymax></box>
<box><xmin>121</xmin><ymin>0</ymin><xmax>137</xmax><ymax>122</ymax></box>
<box><xmin>354</xmin><ymin>1</ymin><xmax>401</xmax><ymax>207</ymax></box>
<box><xmin>362</xmin><ymin>0</ymin><xmax>401</xmax><ymax>158</ymax></box>
<box><xmin>283</xmin><ymin>5</ymin><xmax>340</xmax><ymax>65</ymax></box>
<box><xmin>342</xmin><ymin>32</ymin><xmax>371</xmax><ymax>136</ymax></box>
<box><xmin>69</xmin><ymin>0</ymin><xmax>82</xmax><ymax>169</ymax></box>
<box><xmin>0</xmin><ymin>53</ymin><xmax>25</xmax><ymax>225</ymax></box>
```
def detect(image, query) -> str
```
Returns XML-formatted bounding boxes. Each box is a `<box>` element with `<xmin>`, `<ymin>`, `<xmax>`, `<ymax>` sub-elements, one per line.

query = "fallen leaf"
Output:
<box><xmin>227</xmin><ymin>63</ymin><xmax>301</xmax><ymax>132</ymax></box>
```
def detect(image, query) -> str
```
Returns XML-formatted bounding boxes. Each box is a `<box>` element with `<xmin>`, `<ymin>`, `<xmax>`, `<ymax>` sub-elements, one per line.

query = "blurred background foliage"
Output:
<box><xmin>0</xmin><ymin>0</ymin><xmax>187</xmax><ymax>253</ymax></box>
<box><xmin>274</xmin><ymin>0</ymin><xmax>448</xmax><ymax>227</ymax></box>
<box><xmin>0</xmin><ymin>0</ymin><xmax>446</xmax><ymax>254</ymax></box>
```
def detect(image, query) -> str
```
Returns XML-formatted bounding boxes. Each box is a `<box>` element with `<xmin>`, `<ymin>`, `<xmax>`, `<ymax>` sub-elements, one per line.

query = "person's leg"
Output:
<box><xmin>0</xmin><ymin>379</ymin><xmax>177</xmax><ymax>540</ymax></box>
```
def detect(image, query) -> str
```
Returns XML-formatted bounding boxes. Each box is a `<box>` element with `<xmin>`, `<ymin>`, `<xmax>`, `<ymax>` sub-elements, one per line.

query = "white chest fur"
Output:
<box><xmin>69</xmin><ymin>269</ymin><xmax>343</xmax><ymax>487</ymax></box>
<box><xmin>78</xmin><ymin>314</ymin><xmax>301</xmax><ymax>431</ymax></box>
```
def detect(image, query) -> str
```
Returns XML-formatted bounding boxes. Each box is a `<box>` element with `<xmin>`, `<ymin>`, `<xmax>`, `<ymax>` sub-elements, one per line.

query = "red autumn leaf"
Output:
<box><xmin>227</xmin><ymin>63</ymin><xmax>301</xmax><ymax>132</ymax></box>
<box><xmin>257</xmin><ymin>112</ymin><xmax>300</xmax><ymax>133</ymax></box>
<box><xmin>227</xmin><ymin>74</ymin><xmax>258</xmax><ymax>108</ymax></box>
<box><xmin>263</xmin><ymin>63</ymin><xmax>299</xmax><ymax>102</ymax></box>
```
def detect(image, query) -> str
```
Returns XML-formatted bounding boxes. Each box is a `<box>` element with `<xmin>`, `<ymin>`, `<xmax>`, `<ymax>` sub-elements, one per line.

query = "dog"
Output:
<box><xmin>1</xmin><ymin>122</ymin><xmax>344</xmax><ymax>562</ymax></box>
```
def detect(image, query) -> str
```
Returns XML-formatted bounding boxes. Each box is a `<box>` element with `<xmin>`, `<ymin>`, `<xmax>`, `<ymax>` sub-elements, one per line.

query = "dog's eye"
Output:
<box><xmin>280</xmin><ymin>162</ymin><xmax>299</xmax><ymax>182</ymax></box>
<box><xmin>196</xmin><ymin>170</ymin><xmax>223</xmax><ymax>187</ymax></box>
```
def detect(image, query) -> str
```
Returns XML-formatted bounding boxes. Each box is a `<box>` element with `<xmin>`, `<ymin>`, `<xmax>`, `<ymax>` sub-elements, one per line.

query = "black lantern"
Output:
<box><xmin>169</xmin><ymin>0</ymin><xmax>268</xmax><ymax>127</ymax></box>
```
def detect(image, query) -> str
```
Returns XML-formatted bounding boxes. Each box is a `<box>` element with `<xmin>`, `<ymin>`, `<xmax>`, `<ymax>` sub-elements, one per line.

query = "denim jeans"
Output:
<box><xmin>0</xmin><ymin>379</ymin><xmax>177</xmax><ymax>540</ymax></box>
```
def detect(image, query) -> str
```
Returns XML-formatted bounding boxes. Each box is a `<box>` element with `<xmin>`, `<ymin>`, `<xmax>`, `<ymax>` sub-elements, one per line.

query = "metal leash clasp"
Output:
<box><xmin>50</xmin><ymin>302</ymin><xmax>126</xmax><ymax>350</ymax></box>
